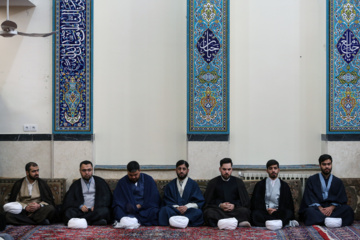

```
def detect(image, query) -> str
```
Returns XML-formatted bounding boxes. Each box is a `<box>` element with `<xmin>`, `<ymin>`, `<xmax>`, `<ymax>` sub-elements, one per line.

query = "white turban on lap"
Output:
<box><xmin>218</xmin><ymin>217</ymin><xmax>238</xmax><ymax>230</ymax></box>
<box><xmin>169</xmin><ymin>216</ymin><xmax>189</xmax><ymax>228</ymax></box>
<box><xmin>114</xmin><ymin>217</ymin><xmax>140</xmax><ymax>229</ymax></box>
<box><xmin>265</xmin><ymin>220</ymin><xmax>283</xmax><ymax>231</ymax></box>
<box><xmin>3</xmin><ymin>202</ymin><xmax>22</xmax><ymax>214</ymax></box>
<box><xmin>68</xmin><ymin>218</ymin><xmax>88</xmax><ymax>229</ymax></box>
<box><xmin>325</xmin><ymin>217</ymin><xmax>342</xmax><ymax>228</ymax></box>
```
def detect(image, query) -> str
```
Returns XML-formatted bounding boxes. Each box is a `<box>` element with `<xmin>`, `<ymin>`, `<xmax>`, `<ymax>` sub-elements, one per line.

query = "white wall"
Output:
<box><xmin>94</xmin><ymin>0</ymin><xmax>187</xmax><ymax>165</ymax></box>
<box><xmin>94</xmin><ymin>0</ymin><xmax>326</xmax><ymax>166</ymax></box>
<box><xmin>229</xmin><ymin>0</ymin><xmax>326</xmax><ymax>165</ymax></box>
<box><xmin>0</xmin><ymin>0</ymin><xmax>354</xmax><ymax>180</ymax></box>
<box><xmin>0</xmin><ymin>1</ymin><xmax>53</xmax><ymax>133</ymax></box>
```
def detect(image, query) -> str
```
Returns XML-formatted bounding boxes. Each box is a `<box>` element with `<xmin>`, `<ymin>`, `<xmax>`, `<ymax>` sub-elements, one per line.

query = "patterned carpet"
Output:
<box><xmin>2</xmin><ymin>222</ymin><xmax>360</xmax><ymax>240</ymax></box>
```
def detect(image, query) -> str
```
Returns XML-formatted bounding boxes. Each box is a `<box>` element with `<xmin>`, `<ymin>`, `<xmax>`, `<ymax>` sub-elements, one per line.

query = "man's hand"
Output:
<box><xmin>81</xmin><ymin>205</ymin><xmax>89</xmax><ymax>212</ymax></box>
<box><xmin>267</xmin><ymin>208</ymin><xmax>277</xmax><ymax>215</ymax></box>
<box><xmin>220</xmin><ymin>202</ymin><xmax>234</xmax><ymax>212</ymax></box>
<box><xmin>136</xmin><ymin>204</ymin><xmax>142</xmax><ymax>209</ymax></box>
<box><xmin>177</xmin><ymin>206</ymin><xmax>188</xmax><ymax>214</ymax></box>
<box><xmin>26</xmin><ymin>202</ymin><xmax>41</xmax><ymax>213</ymax></box>
<box><xmin>319</xmin><ymin>205</ymin><xmax>335</xmax><ymax>216</ymax></box>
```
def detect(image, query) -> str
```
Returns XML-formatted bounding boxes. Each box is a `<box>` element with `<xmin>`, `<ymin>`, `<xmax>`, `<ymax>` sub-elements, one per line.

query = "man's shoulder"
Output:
<box><xmin>93</xmin><ymin>175</ymin><xmax>106</xmax><ymax>182</ymax></box>
<box><xmin>141</xmin><ymin>173</ymin><xmax>155</xmax><ymax>181</ymax></box>
<box><xmin>279</xmin><ymin>178</ymin><xmax>288</xmax><ymax>184</ymax></box>
<box><xmin>254</xmin><ymin>178</ymin><xmax>267</xmax><ymax>186</ymax></box>
<box><xmin>168</xmin><ymin>178</ymin><xmax>177</xmax><ymax>184</ymax></box>
<box><xmin>308</xmin><ymin>173</ymin><xmax>320</xmax><ymax>181</ymax></box>
<box><xmin>37</xmin><ymin>178</ymin><xmax>51</xmax><ymax>186</ymax></box>
<box><xmin>208</xmin><ymin>176</ymin><xmax>221</xmax><ymax>184</ymax></box>
<box><xmin>15</xmin><ymin>177</ymin><xmax>26</xmax><ymax>184</ymax></box>
<box><xmin>232</xmin><ymin>176</ymin><xmax>245</xmax><ymax>183</ymax></box>
<box><xmin>308</xmin><ymin>173</ymin><xmax>341</xmax><ymax>181</ymax></box>
<box><xmin>331</xmin><ymin>174</ymin><xmax>344</xmax><ymax>184</ymax></box>
<box><xmin>279</xmin><ymin>178</ymin><xmax>291</xmax><ymax>188</ymax></box>
<box><xmin>187</xmin><ymin>177</ymin><xmax>196</xmax><ymax>183</ymax></box>
<box><xmin>186</xmin><ymin>177</ymin><xmax>200</xmax><ymax>187</ymax></box>
<box><xmin>67</xmin><ymin>179</ymin><xmax>81</xmax><ymax>190</ymax></box>
<box><xmin>12</xmin><ymin>177</ymin><xmax>26</xmax><ymax>189</ymax></box>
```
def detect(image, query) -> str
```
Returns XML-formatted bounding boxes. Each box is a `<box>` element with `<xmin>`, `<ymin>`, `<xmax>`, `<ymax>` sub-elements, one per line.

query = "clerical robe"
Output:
<box><xmin>112</xmin><ymin>173</ymin><xmax>160</xmax><ymax>226</ymax></box>
<box><xmin>62</xmin><ymin>176</ymin><xmax>112</xmax><ymax>225</ymax></box>
<box><xmin>203</xmin><ymin>176</ymin><xmax>251</xmax><ymax>227</ymax></box>
<box><xmin>299</xmin><ymin>173</ymin><xmax>354</xmax><ymax>226</ymax></box>
<box><xmin>6</xmin><ymin>177</ymin><xmax>56</xmax><ymax>225</ymax></box>
<box><xmin>251</xmin><ymin>178</ymin><xmax>295</xmax><ymax>227</ymax></box>
<box><xmin>159</xmin><ymin>177</ymin><xmax>205</xmax><ymax>227</ymax></box>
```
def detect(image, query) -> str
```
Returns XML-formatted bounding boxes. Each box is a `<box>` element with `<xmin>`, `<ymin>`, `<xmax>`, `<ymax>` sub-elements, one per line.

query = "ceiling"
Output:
<box><xmin>0</xmin><ymin>0</ymin><xmax>35</xmax><ymax>7</ymax></box>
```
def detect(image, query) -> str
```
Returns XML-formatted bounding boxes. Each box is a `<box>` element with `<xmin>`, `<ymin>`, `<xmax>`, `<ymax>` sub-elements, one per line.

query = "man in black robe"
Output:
<box><xmin>299</xmin><ymin>154</ymin><xmax>354</xmax><ymax>226</ymax></box>
<box><xmin>251</xmin><ymin>159</ymin><xmax>295</xmax><ymax>227</ymax></box>
<box><xmin>203</xmin><ymin>158</ymin><xmax>251</xmax><ymax>227</ymax></box>
<box><xmin>63</xmin><ymin>160</ymin><xmax>112</xmax><ymax>225</ymax></box>
<box><xmin>5</xmin><ymin>162</ymin><xmax>56</xmax><ymax>225</ymax></box>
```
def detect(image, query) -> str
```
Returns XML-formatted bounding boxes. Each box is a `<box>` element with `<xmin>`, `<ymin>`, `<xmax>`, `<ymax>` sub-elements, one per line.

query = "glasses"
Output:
<box><xmin>81</xmin><ymin>169</ymin><xmax>92</xmax><ymax>172</ymax></box>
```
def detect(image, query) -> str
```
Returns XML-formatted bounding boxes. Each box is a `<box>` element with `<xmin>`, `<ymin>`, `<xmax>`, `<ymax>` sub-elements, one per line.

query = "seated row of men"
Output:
<box><xmin>3</xmin><ymin>154</ymin><xmax>355</xmax><ymax>230</ymax></box>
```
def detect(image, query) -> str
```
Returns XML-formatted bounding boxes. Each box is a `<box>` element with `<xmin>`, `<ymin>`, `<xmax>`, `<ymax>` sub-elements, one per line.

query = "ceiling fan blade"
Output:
<box><xmin>0</xmin><ymin>30</ymin><xmax>17</xmax><ymax>37</ymax></box>
<box><xmin>17</xmin><ymin>31</ymin><xmax>56</xmax><ymax>37</ymax></box>
<box><xmin>1</xmin><ymin>20</ymin><xmax>17</xmax><ymax>32</ymax></box>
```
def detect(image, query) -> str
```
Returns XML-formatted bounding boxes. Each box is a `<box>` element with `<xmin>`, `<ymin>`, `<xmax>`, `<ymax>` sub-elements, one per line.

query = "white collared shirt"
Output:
<box><xmin>25</xmin><ymin>177</ymin><xmax>36</xmax><ymax>196</ymax></box>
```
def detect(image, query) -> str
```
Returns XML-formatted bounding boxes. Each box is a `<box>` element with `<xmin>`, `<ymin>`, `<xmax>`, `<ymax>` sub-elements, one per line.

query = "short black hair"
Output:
<box><xmin>266</xmin><ymin>159</ymin><xmax>279</xmax><ymax>169</ymax></box>
<box><xmin>127</xmin><ymin>161</ymin><xmax>140</xmax><ymax>172</ymax></box>
<box><xmin>220</xmin><ymin>158</ymin><xmax>233</xmax><ymax>167</ymax></box>
<box><xmin>319</xmin><ymin>154</ymin><xmax>332</xmax><ymax>164</ymax></box>
<box><xmin>176</xmin><ymin>160</ymin><xmax>189</xmax><ymax>168</ymax></box>
<box><xmin>80</xmin><ymin>160</ymin><xmax>93</xmax><ymax>168</ymax></box>
<box><xmin>25</xmin><ymin>162</ymin><xmax>38</xmax><ymax>172</ymax></box>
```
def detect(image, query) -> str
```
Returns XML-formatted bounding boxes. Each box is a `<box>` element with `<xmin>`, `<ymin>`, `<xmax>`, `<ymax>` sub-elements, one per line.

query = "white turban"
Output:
<box><xmin>3</xmin><ymin>202</ymin><xmax>22</xmax><ymax>214</ymax></box>
<box><xmin>325</xmin><ymin>217</ymin><xmax>342</xmax><ymax>228</ymax></box>
<box><xmin>114</xmin><ymin>217</ymin><xmax>140</xmax><ymax>229</ymax></box>
<box><xmin>217</xmin><ymin>217</ymin><xmax>238</xmax><ymax>230</ymax></box>
<box><xmin>265</xmin><ymin>220</ymin><xmax>283</xmax><ymax>231</ymax></box>
<box><xmin>68</xmin><ymin>218</ymin><xmax>88</xmax><ymax>229</ymax></box>
<box><xmin>169</xmin><ymin>216</ymin><xmax>189</xmax><ymax>228</ymax></box>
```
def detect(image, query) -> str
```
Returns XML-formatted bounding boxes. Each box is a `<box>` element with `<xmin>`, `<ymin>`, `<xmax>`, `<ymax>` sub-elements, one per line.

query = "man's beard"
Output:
<box><xmin>221</xmin><ymin>173</ymin><xmax>230</xmax><ymax>180</ymax></box>
<box><xmin>269</xmin><ymin>172</ymin><xmax>278</xmax><ymax>179</ymax></box>
<box><xmin>177</xmin><ymin>173</ymin><xmax>188</xmax><ymax>180</ymax></box>
<box><xmin>29</xmin><ymin>175</ymin><xmax>39</xmax><ymax>181</ymax></box>
<box><xmin>321</xmin><ymin>167</ymin><xmax>332</xmax><ymax>176</ymax></box>
<box><xmin>83</xmin><ymin>175</ymin><xmax>92</xmax><ymax>181</ymax></box>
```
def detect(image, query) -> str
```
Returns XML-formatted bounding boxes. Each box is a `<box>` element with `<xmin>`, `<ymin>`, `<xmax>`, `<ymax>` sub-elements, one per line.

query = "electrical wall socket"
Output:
<box><xmin>23</xmin><ymin>124</ymin><xmax>38</xmax><ymax>132</ymax></box>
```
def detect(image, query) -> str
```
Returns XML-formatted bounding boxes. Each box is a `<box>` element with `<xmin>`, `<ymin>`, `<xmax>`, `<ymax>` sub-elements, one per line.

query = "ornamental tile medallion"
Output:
<box><xmin>53</xmin><ymin>0</ymin><xmax>92</xmax><ymax>133</ymax></box>
<box><xmin>329</xmin><ymin>0</ymin><xmax>360</xmax><ymax>132</ymax></box>
<box><xmin>188</xmin><ymin>0</ymin><xmax>229</xmax><ymax>134</ymax></box>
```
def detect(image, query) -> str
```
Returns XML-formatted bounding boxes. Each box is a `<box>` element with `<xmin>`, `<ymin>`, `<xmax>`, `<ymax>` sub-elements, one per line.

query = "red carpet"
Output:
<box><xmin>2</xmin><ymin>222</ymin><xmax>360</xmax><ymax>240</ymax></box>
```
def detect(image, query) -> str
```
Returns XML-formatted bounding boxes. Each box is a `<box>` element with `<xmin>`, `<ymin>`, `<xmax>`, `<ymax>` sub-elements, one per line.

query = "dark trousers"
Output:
<box><xmin>5</xmin><ymin>205</ymin><xmax>56</xmax><ymax>225</ymax></box>
<box><xmin>204</xmin><ymin>206</ymin><xmax>251</xmax><ymax>227</ymax></box>
<box><xmin>303</xmin><ymin>205</ymin><xmax>354</xmax><ymax>226</ymax></box>
<box><xmin>158</xmin><ymin>206</ymin><xmax>204</xmax><ymax>227</ymax></box>
<box><xmin>251</xmin><ymin>209</ymin><xmax>293</xmax><ymax>227</ymax></box>
<box><xmin>113</xmin><ymin>205</ymin><xmax>159</xmax><ymax>226</ymax></box>
<box><xmin>64</xmin><ymin>207</ymin><xmax>110</xmax><ymax>225</ymax></box>
<box><xmin>0</xmin><ymin>213</ymin><xmax>6</xmax><ymax>231</ymax></box>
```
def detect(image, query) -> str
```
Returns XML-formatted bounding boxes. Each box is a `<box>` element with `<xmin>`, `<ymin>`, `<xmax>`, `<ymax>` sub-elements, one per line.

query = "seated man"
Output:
<box><xmin>113</xmin><ymin>161</ymin><xmax>161</xmax><ymax>228</ymax></box>
<box><xmin>251</xmin><ymin>159</ymin><xmax>297</xmax><ymax>229</ymax></box>
<box><xmin>62</xmin><ymin>160</ymin><xmax>112</xmax><ymax>226</ymax></box>
<box><xmin>159</xmin><ymin>160</ymin><xmax>205</xmax><ymax>227</ymax></box>
<box><xmin>299</xmin><ymin>154</ymin><xmax>354</xmax><ymax>227</ymax></box>
<box><xmin>203</xmin><ymin>158</ymin><xmax>251</xmax><ymax>228</ymax></box>
<box><xmin>4</xmin><ymin>162</ymin><xmax>56</xmax><ymax>225</ymax></box>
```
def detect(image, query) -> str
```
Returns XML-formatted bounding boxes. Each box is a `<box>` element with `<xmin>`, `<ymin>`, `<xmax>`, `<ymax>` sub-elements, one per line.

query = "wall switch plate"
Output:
<box><xmin>23</xmin><ymin>124</ymin><xmax>30</xmax><ymax>132</ymax></box>
<box><xmin>23</xmin><ymin>124</ymin><xmax>38</xmax><ymax>132</ymax></box>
